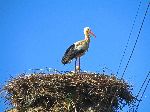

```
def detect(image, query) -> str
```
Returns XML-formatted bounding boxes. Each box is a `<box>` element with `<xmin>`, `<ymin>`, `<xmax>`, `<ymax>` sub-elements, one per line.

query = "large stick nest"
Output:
<box><xmin>4</xmin><ymin>72</ymin><xmax>134</xmax><ymax>112</ymax></box>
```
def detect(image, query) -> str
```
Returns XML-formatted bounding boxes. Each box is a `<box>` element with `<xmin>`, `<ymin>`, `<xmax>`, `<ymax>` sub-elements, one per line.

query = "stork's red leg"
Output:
<box><xmin>79</xmin><ymin>57</ymin><xmax>80</xmax><ymax>72</ymax></box>
<box><xmin>75</xmin><ymin>58</ymin><xmax>77</xmax><ymax>73</ymax></box>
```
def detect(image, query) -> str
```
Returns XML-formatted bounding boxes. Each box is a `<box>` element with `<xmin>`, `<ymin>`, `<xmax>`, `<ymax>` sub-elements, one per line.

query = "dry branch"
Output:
<box><xmin>4</xmin><ymin>72</ymin><xmax>134</xmax><ymax>112</ymax></box>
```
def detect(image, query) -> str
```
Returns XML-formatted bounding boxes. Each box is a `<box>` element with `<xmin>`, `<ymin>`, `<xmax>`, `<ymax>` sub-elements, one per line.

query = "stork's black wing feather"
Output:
<box><xmin>61</xmin><ymin>44</ymin><xmax>75</xmax><ymax>64</ymax></box>
<box><xmin>61</xmin><ymin>44</ymin><xmax>85</xmax><ymax>64</ymax></box>
<box><xmin>64</xmin><ymin>44</ymin><xmax>75</xmax><ymax>56</ymax></box>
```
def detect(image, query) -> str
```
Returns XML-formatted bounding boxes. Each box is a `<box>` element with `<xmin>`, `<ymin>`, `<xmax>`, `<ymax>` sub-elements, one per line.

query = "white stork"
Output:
<box><xmin>61</xmin><ymin>27</ymin><xmax>96</xmax><ymax>73</ymax></box>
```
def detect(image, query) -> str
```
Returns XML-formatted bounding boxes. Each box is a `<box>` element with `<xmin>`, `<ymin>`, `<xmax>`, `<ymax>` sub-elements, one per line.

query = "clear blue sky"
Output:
<box><xmin>0</xmin><ymin>0</ymin><xmax>150</xmax><ymax>111</ymax></box>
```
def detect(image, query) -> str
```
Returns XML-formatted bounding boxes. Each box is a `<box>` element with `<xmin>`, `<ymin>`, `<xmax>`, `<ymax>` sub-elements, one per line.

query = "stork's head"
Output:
<box><xmin>84</xmin><ymin>27</ymin><xmax>96</xmax><ymax>38</ymax></box>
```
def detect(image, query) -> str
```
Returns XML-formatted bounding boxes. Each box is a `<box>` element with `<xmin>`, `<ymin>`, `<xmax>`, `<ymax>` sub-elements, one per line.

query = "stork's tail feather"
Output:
<box><xmin>62</xmin><ymin>44</ymin><xmax>76</xmax><ymax>64</ymax></box>
<box><xmin>61</xmin><ymin>56</ymin><xmax>71</xmax><ymax>64</ymax></box>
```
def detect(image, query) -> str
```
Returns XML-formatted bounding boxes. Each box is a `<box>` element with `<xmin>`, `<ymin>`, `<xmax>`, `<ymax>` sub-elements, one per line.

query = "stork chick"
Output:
<box><xmin>61</xmin><ymin>27</ymin><xmax>96</xmax><ymax>73</ymax></box>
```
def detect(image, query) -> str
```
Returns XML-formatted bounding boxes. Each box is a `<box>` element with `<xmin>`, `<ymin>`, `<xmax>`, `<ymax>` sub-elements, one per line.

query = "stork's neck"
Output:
<box><xmin>84</xmin><ymin>34</ymin><xmax>90</xmax><ymax>43</ymax></box>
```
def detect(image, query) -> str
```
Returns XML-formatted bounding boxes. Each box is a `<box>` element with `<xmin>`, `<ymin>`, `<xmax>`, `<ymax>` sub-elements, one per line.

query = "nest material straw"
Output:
<box><xmin>4</xmin><ymin>73</ymin><xmax>134</xmax><ymax>112</ymax></box>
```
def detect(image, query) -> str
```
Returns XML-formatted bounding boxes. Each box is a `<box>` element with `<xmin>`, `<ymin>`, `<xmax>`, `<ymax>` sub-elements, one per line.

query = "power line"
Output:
<box><xmin>121</xmin><ymin>1</ymin><xmax>150</xmax><ymax>80</ymax></box>
<box><xmin>108</xmin><ymin>1</ymin><xmax>150</xmax><ymax>111</ymax></box>
<box><xmin>136</xmin><ymin>72</ymin><xmax>150</xmax><ymax>99</ymax></box>
<box><xmin>134</xmin><ymin>72</ymin><xmax>150</xmax><ymax>112</ymax></box>
<box><xmin>126</xmin><ymin>1</ymin><xmax>150</xmax><ymax>111</ymax></box>
<box><xmin>129</xmin><ymin>71</ymin><xmax>150</xmax><ymax>112</ymax></box>
<box><xmin>116</xmin><ymin>0</ymin><xmax>142</xmax><ymax>76</ymax></box>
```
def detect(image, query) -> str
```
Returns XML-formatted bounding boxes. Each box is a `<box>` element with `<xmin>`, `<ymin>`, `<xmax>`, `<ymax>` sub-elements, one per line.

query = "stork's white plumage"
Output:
<box><xmin>61</xmin><ymin>27</ymin><xmax>96</xmax><ymax>73</ymax></box>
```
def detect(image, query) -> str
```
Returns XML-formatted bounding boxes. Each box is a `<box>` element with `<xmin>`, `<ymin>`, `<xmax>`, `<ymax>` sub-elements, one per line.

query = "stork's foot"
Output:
<box><xmin>75</xmin><ymin>66</ymin><xmax>81</xmax><ymax>73</ymax></box>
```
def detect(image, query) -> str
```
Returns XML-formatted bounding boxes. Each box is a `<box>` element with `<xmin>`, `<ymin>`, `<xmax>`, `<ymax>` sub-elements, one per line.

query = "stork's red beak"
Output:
<box><xmin>89</xmin><ymin>30</ymin><xmax>96</xmax><ymax>38</ymax></box>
